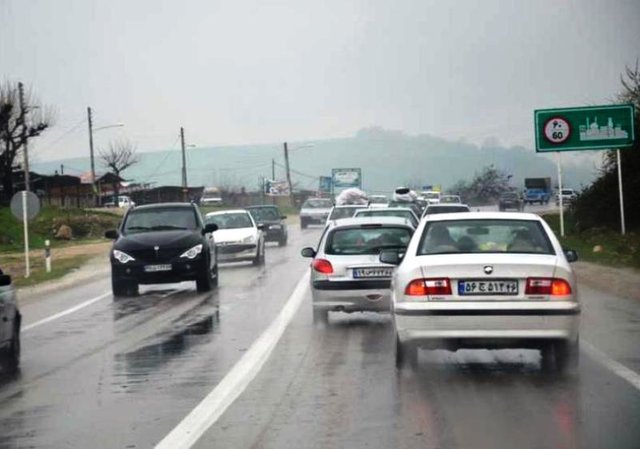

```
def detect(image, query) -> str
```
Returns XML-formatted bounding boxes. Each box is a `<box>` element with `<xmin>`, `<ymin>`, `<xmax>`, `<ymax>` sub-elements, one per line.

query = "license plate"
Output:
<box><xmin>458</xmin><ymin>279</ymin><xmax>518</xmax><ymax>295</ymax></box>
<box><xmin>144</xmin><ymin>264</ymin><xmax>172</xmax><ymax>273</ymax></box>
<box><xmin>353</xmin><ymin>267</ymin><xmax>394</xmax><ymax>278</ymax></box>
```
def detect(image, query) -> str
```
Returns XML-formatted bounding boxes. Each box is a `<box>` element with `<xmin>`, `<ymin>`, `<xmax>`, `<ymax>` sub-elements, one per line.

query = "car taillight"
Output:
<box><xmin>525</xmin><ymin>278</ymin><xmax>572</xmax><ymax>296</ymax></box>
<box><xmin>312</xmin><ymin>258</ymin><xmax>334</xmax><ymax>274</ymax></box>
<box><xmin>405</xmin><ymin>278</ymin><xmax>451</xmax><ymax>296</ymax></box>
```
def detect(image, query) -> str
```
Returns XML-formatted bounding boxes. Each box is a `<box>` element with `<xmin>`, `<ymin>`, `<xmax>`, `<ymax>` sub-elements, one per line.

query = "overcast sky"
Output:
<box><xmin>1</xmin><ymin>0</ymin><xmax>638</xmax><ymax>162</ymax></box>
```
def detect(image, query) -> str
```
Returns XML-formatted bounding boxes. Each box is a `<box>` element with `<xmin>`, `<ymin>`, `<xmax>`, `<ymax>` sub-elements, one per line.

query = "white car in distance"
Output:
<box><xmin>205</xmin><ymin>210</ymin><xmax>265</xmax><ymax>265</ymax></box>
<box><xmin>381</xmin><ymin>212</ymin><xmax>580</xmax><ymax>372</ymax></box>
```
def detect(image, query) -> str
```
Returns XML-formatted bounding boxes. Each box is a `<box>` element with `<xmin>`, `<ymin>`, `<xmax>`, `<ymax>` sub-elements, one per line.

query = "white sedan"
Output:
<box><xmin>381</xmin><ymin>212</ymin><xmax>580</xmax><ymax>372</ymax></box>
<box><xmin>205</xmin><ymin>210</ymin><xmax>265</xmax><ymax>265</ymax></box>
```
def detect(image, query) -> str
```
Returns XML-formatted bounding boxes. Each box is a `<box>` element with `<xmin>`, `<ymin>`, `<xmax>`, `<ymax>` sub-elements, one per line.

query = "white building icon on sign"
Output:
<box><xmin>579</xmin><ymin>116</ymin><xmax>629</xmax><ymax>141</ymax></box>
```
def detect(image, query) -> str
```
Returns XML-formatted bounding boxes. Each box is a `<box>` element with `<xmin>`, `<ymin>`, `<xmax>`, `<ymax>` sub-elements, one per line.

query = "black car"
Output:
<box><xmin>246</xmin><ymin>205</ymin><xmax>288</xmax><ymax>246</ymax></box>
<box><xmin>0</xmin><ymin>269</ymin><xmax>21</xmax><ymax>371</ymax></box>
<box><xmin>105</xmin><ymin>203</ymin><xmax>219</xmax><ymax>297</ymax></box>
<box><xmin>499</xmin><ymin>192</ymin><xmax>523</xmax><ymax>211</ymax></box>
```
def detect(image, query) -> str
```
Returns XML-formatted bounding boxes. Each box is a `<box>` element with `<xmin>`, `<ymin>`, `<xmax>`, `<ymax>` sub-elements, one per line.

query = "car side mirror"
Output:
<box><xmin>203</xmin><ymin>223</ymin><xmax>218</xmax><ymax>234</ymax></box>
<box><xmin>257</xmin><ymin>224</ymin><xmax>265</xmax><ymax>231</ymax></box>
<box><xmin>105</xmin><ymin>230</ymin><xmax>119</xmax><ymax>240</ymax></box>
<box><xmin>564</xmin><ymin>249</ymin><xmax>578</xmax><ymax>263</ymax></box>
<box><xmin>379</xmin><ymin>250</ymin><xmax>401</xmax><ymax>265</ymax></box>
<box><xmin>301</xmin><ymin>247</ymin><xmax>316</xmax><ymax>258</ymax></box>
<box><xmin>0</xmin><ymin>274</ymin><xmax>12</xmax><ymax>287</ymax></box>
<box><xmin>281</xmin><ymin>215</ymin><xmax>287</xmax><ymax>220</ymax></box>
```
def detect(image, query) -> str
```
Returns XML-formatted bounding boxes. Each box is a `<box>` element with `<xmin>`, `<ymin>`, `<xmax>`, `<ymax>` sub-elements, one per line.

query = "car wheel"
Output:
<box><xmin>395</xmin><ymin>337</ymin><xmax>417</xmax><ymax>369</ymax></box>
<box><xmin>278</xmin><ymin>234</ymin><xmax>287</xmax><ymax>247</ymax></box>
<box><xmin>112</xmin><ymin>275</ymin><xmax>135</xmax><ymax>297</ymax></box>
<box><xmin>539</xmin><ymin>343</ymin><xmax>555</xmax><ymax>372</ymax></box>
<box><xmin>555</xmin><ymin>339</ymin><xmax>579</xmax><ymax>374</ymax></box>
<box><xmin>313</xmin><ymin>308</ymin><xmax>329</xmax><ymax>324</ymax></box>
<box><xmin>0</xmin><ymin>322</ymin><xmax>20</xmax><ymax>372</ymax></box>
<box><xmin>300</xmin><ymin>219</ymin><xmax>307</xmax><ymax>229</ymax></box>
<box><xmin>210</xmin><ymin>261</ymin><xmax>219</xmax><ymax>288</ymax></box>
<box><xmin>252</xmin><ymin>243</ymin><xmax>265</xmax><ymax>266</ymax></box>
<box><xmin>196</xmin><ymin>261</ymin><xmax>213</xmax><ymax>292</ymax></box>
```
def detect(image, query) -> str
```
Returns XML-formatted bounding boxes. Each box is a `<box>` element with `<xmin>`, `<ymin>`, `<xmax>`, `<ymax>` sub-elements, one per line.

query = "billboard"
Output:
<box><xmin>331</xmin><ymin>168</ymin><xmax>362</xmax><ymax>191</ymax></box>
<box><xmin>264</xmin><ymin>179</ymin><xmax>290</xmax><ymax>196</ymax></box>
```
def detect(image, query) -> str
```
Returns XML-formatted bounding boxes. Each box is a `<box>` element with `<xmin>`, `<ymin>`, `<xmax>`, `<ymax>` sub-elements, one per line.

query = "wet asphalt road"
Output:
<box><xmin>2</xmin><ymin>208</ymin><xmax>640</xmax><ymax>449</ymax></box>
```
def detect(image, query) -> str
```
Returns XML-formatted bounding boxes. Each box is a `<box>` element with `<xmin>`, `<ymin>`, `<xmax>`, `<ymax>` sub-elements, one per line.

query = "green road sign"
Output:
<box><xmin>534</xmin><ymin>104</ymin><xmax>635</xmax><ymax>152</ymax></box>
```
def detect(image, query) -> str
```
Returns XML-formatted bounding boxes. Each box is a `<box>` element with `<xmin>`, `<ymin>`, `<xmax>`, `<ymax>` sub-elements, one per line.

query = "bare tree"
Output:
<box><xmin>0</xmin><ymin>81</ymin><xmax>54</xmax><ymax>202</ymax></box>
<box><xmin>99</xmin><ymin>139</ymin><xmax>139</xmax><ymax>202</ymax></box>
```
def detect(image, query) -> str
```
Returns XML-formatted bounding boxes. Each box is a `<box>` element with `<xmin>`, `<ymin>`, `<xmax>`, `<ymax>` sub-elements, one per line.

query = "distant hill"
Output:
<box><xmin>32</xmin><ymin>128</ymin><xmax>598</xmax><ymax>194</ymax></box>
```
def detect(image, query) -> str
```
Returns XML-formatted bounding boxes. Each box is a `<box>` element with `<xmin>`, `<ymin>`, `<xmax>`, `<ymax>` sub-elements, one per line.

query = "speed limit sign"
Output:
<box><xmin>543</xmin><ymin>117</ymin><xmax>571</xmax><ymax>144</ymax></box>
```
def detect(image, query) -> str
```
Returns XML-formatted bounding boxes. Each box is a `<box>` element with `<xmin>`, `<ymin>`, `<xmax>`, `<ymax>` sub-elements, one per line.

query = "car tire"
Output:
<box><xmin>252</xmin><ymin>243</ymin><xmax>265</xmax><ymax>266</ymax></box>
<box><xmin>210</xmin><ymin>260</ymin><xmax>219</xmax><ymax>288</ymax></box>
<box><xmin>278</xmin><ymin>234</ymin><xmax>287</xmax><ymax>247</ymax></box>
<box><xmin>196</xmin><ymin>260</ymin><xmax>213</xmax><ymax>292</ymax></box>
<box><xmin>112</xmin><ymin>275</ymin><xmax>136</xmax><ymax>297</ymax></box>
<box><xmin>555</xmin><ymin>339</ymin><xmax>579</xmax><ymax>374</ymax></box>
<box><xmin>300</xmin><ymin>219</ymin><xmax>307</xmax><ymax>229</ymax></box>
<box><xmin>395</xmin><ymin>337</ymin><xmax>417</xmax><ymax>369</ymax></box>
<box><xmin>0</xmin><ymin>322</ymin><xmax>20</xmax><ymax>372</ymax></box>
<box><xmin>313</xmin><ymin>308</ymin><xmax>329</xmax><ymax>324</ymax></box>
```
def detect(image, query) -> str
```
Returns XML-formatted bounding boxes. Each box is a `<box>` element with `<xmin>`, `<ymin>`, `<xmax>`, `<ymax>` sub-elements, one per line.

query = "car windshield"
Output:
<box><xmin>356</xmin><ymin>209</ymin><xmax>417</xmax><ymax>226</ymax></box>
<box><xmin>562</xmin><ymin>189</ymin><xmax>574</xmax><ymax>195</ymax></box>
<box><xmin>326</xmin><ymin>226</ymin><xmax>413</xmax><ymax>255</ymax></box>
<box><xmin>417</xmin><ymin>219</ymin><xmax>554</xmax><ymax>255</ymax></box>
<box><xmin>206</xmin><ymin>212</ymin><xmax>253</xmax><ymax>229</ymax></box>
<box><xmin>303</xmin><ymin>199</ymin><xmax>332</xmax><ymax>208</ymax></box>
<box><xmin>440</xmin><ymin>196</ymin><xmax>461</xmax><ymax>203</ymax></box>
<box><xmin>502</xmin><ymin>193</ymin><xmax>518</xmax><ymax>199</ymax></box>
<box><xmin>248</xmin><ymin>207</ymin><xmax>280</xmax><ymax>221</ymax></box>
<box><xmin>424</xmin><ymin>205</ymin><xmax>470</xmax><ymax>215</ymax></box>
<box><xmin>329</xmin><ymin>206</ymin><xmax>365</xmax><ymax>220</ymax></box>
<box><xmin>123</xmin><ymin>207</ymin><xmax>197</xmax><ymax>234</ymax></box>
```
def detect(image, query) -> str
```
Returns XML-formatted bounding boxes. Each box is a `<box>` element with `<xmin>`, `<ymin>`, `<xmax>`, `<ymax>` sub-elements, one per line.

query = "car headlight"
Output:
<box><xmin>113</xmin><ymin>249</ymin><xmax>135</xmax><ymax>264</ymax></box>
<box><xmin>242</xmin><ymin>235</ymin><xmax>256</xmax><ymax>243</ymax></box>
<box><xmin>180</xmin><ymin>244</ymin><xmax>203</xmax><ymax>259</ymax></box>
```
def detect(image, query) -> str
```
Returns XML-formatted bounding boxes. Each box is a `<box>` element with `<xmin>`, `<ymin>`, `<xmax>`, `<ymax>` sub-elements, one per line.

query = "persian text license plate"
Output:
<box><xmin>353</xmin><ymin>267</ymin><xmax>394</xmax><ymax>279</ymax></box>
<box><xmin>458</xmin><ymin>279</ymin><xmax>518</xmax><ymax>295</ymax></box>
<box><xmin>144</xmin><ymin>264</ymin><xmax>172</xmax><ymax>273</ymax></box>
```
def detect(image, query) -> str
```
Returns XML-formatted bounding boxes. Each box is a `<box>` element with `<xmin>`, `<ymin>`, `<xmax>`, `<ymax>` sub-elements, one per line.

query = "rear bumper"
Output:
<box><xmin>311</xmin><ymin>280</ymin><xmax>391</xmax><ymax>312</ymax></box>
<box><xmin>301</xmin><ymin>215</ymin><xmax>328</xmax><ymax>224</ymax></box>
<box><xmin>393</xmin><ymin>301</ymin><xmax>580</xmax><ymax>348</ymax></box>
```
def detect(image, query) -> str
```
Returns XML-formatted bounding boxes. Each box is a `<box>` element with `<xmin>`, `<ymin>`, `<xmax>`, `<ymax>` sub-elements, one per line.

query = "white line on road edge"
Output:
<box><xmin>155</xmin><ymin>272</ymin><xmax>310</xmax><ymax>449</ymax></box>
<box><xmin>583</xmin><ymin>341</ymin><xmax>640</xmax><ymax>392</ymax></box>
<box><xmin>22</xmin><ymin>292</ymin><xmax>111</xmax><ymax>332</ymax></box>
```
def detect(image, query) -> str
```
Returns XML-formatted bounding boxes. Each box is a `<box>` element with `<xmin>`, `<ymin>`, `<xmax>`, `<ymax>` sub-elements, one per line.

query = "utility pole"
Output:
<box><xmin>271</xmin><ymin>158</ymin><xmax>275</xmax><ymax>180</ymax></box>
<box><xmin>283</xmin><ymin>142</ymin><xmax>294</xmax><ymax>207</ymax></box>
<box><xmin>180</xmin><ymin>127</ymin><xmax>188</xmax><ymax>202</ymax></box>
<box><xmin>87</xmin><ymin>106</ymin><xmax>96</xmax><ymax>204</ymax></box>
<box><xmin>18</xmin><ymin>82</ymin><xmax>30</xmax><ymax>191</ymax></box>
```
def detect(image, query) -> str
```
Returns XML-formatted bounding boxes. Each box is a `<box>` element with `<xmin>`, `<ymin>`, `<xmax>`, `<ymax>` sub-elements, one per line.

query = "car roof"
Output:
<box><xmin>132</xmin><ymin>202</ymin><xmax>193</xmax><ymax>210</ymax></box>
<box><xmin>332</xmin><ymin>204</ymin><xmax>366</xmax><ymax>208</ymax></box>
<box><xmin>424</xmin><ymin>211</ymin><xmax>542</xmax><ymax>221</ymax></box>
<box><xmin>246</xmin><ymin>205</ymin><xmax>278</xmax><ymax>209</ymax></box>
<box><xmin>425</xmin><ymin>203</ymin><xmax>469</xmax><ymax>208</ymax></box>
<box><xmin>327</xmin><ymin>216</ymin><xmax>414</xmax><ymax>229</ymax></box>
<box><xmin>205</xmin><ymin>209</ymin><xmax>250</xmax><ymax>216</ymax></box>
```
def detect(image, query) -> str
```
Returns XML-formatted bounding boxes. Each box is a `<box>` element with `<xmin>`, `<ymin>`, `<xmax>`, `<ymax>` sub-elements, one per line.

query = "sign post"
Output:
<box><xmin>534</xmin><ymin>104</ymin><xmax>635</xmax><ymax>236</ymax></box>
<box><xmin>10</xmin><ymin>190</ymin><xmax>41</xmax><ymax>278</ymax></box>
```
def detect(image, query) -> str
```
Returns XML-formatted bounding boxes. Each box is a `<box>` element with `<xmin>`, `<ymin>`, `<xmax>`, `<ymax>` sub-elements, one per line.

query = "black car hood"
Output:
<box><xmin>114</xmin><ymin>230</ymin><xmax>203</xmax><ymax>251</ymax></box>
<box><xmin>255</xmin><ymin>219</ymin><xmax>282</xmax><ymax>225</ymax></box>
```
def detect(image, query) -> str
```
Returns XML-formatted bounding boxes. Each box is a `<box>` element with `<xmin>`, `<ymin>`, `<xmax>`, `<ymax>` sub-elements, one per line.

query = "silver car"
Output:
<box><xmin>300</xmin><ymin>198</ymin><xmax>333</xmax><ymax>229</ymax></box>
<box><xmin>381</xmin><ymin>212</ymin><xmax>580</xmax><ymax>372</ymax></box>
<box><xmin>301</xmin><ymin>217</ymin><xmax>415</xmax><ymax>324</ymax></box>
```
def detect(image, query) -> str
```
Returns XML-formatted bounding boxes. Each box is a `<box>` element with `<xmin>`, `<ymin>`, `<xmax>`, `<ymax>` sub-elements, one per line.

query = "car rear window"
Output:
<box><xmin>248</xmin><ymin>207</ymin><xmax>279</xmax><ymax>220</ymax></box>
<box><xmin>356</xmin><ymin>209</ymin><xmax>417</xmax><ymax>226</ymax></box>
<box><xmin>123</xmin><ymin>207</ymin><xmax>198</xmax><ymax>234</ymax></box>
<box><xmin>417</xmin><ymin>219</ymin><xmax>554</xmax><ymax>255</ymax></box>
<box><xmin>325</xmin><ymin>226</ymin><xmax>413</xmax><ymax>255</ymax></box>
<box><xmin>329</xmin><ymin>207</ymin><xmax>365</xmax><ymax>220</ymax></box>
<box><xmin>303</xmin><ymin>199</ymin><xmax>332</xmax><ymax>208</ymax></box>
<box><xmin>424</xmin><ymin>206</ymin><xmax>470</xmax><ymax>215</ymax></box>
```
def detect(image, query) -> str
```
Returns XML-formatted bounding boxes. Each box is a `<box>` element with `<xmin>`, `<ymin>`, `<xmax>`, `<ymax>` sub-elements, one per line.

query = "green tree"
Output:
<box><xmin>450</xmin><ymin>165</ymin><xmax>512</xmax><ymax>205</ymax></box>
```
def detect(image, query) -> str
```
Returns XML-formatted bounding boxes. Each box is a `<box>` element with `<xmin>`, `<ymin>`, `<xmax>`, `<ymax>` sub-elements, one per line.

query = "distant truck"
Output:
<box><xmin>199</xmin><ymin>187</ymin><xmax>223</xmax><ymax>206</ymax></box>
<box><xmin>524</xmin><ymin>178</ymin><xmax>551</xmax><ymax>205</ymax></box>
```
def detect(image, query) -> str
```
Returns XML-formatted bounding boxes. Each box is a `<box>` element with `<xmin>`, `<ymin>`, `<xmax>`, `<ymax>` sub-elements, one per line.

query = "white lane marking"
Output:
<box><xmin>155</xmin><ymin>272</ymin><xmax>310</xmax><ymax>449</ymax></box>
<box><xmin>583</xmin><ymin>341</ymin><xmax>640</xmax><ymax>392</ymax></box>
<box><xmin>22</xmin><ymin>292</ymin><xmax>111</xmax><ymax>332</ymax></box>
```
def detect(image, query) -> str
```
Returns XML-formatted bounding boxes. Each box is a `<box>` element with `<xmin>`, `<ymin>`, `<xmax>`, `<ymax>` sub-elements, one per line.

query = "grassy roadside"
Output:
<box><xmin>6</xmin><ymin>254</ymin><xmax>93</xmax><ymax>288</ymax></box>
<box><xmin>542</xmin><ymin>213</ymin><xmax>640</xmax><ymax>270</ymax></box>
